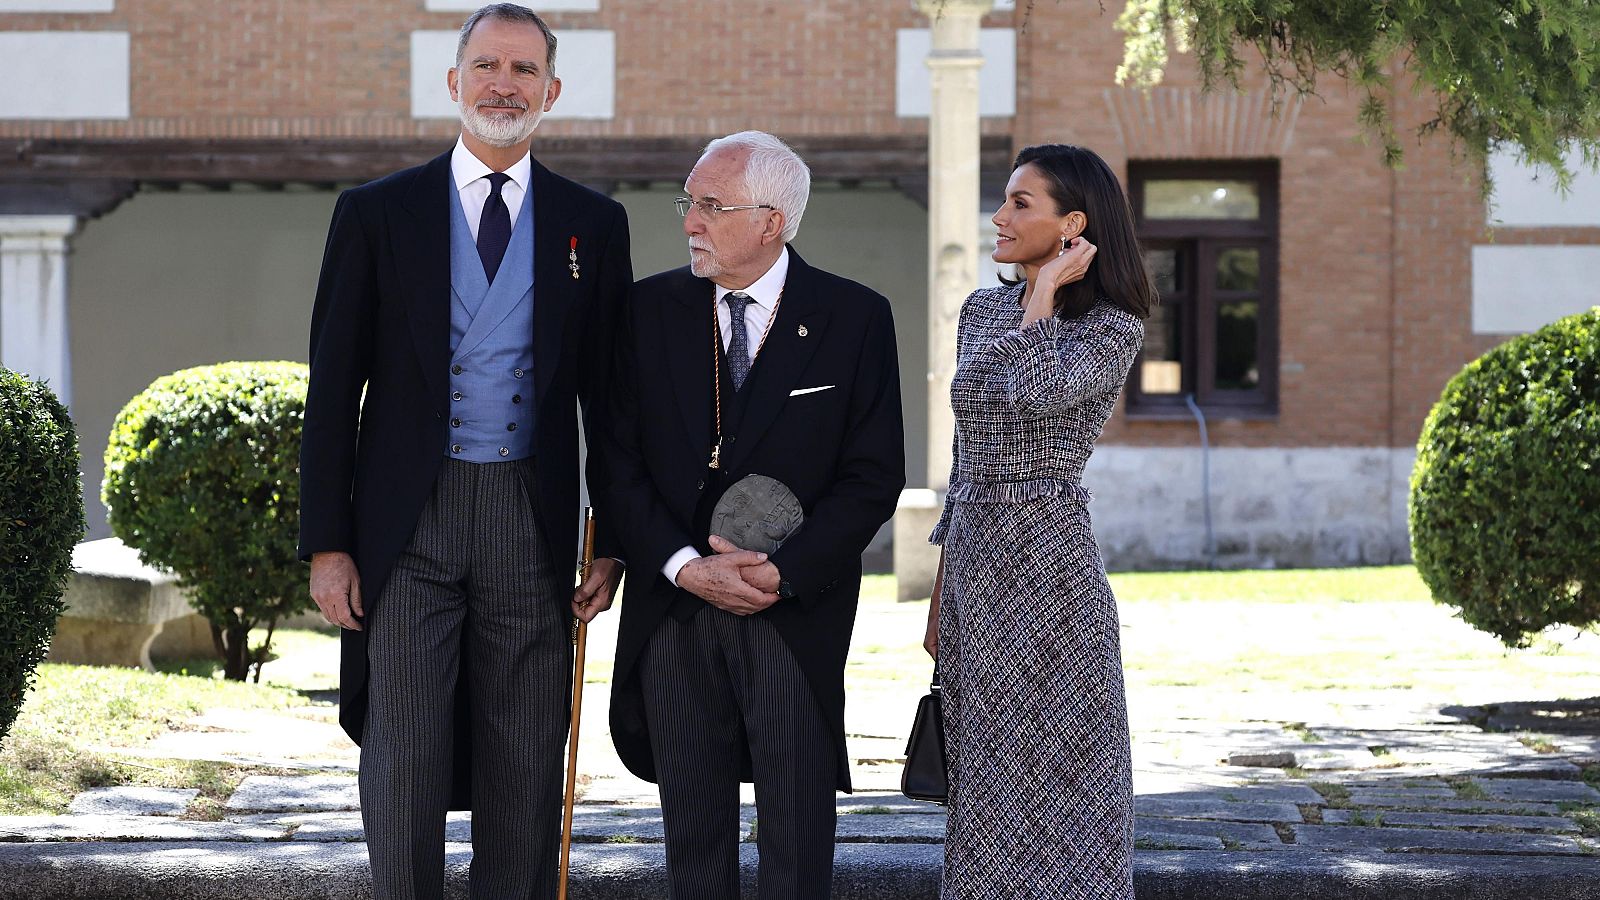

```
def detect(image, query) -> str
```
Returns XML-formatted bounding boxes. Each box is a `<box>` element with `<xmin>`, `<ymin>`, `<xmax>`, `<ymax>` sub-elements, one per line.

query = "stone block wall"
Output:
<box><xmin>1082</xmin><ymin>447</ymin><xmax>1417</xmax><ymax>570</ymax></box>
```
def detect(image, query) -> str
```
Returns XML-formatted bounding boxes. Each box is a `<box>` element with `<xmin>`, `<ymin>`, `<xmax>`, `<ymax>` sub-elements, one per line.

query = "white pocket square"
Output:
<box><xmin>789</xmin><ymin>385</ymin><xmax>836</xmax><ymax>397</ymax></box>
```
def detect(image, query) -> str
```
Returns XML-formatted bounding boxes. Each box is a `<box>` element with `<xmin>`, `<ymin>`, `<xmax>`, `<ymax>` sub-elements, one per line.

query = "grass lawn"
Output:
<box><xmin>0</xmin><ymin>663</ymin><xmax>307</xmax><ymax>816</ymax></box>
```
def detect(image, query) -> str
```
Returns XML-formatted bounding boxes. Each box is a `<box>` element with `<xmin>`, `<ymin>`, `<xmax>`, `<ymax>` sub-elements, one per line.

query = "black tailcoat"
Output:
<box><xmin>298</xmin><ymin>149</ymin><xmax>631</xmax><ymax>806</ymax></box>
<box><xmin>602</xmin><ymin>251</ymin><xmax>906</xmax><ymax>791</ymax></box>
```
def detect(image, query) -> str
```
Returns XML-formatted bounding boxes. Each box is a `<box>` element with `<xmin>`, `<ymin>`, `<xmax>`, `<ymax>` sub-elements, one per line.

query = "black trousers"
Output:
<box><xmin>361</xmin><ymin>458</ymin><xmax>569</xmax><ymax>899</ymax></box>
<box><xmin>640</xmin><ymin>605</ymin><xmax>837</xmax><ymax>900</ymax></box>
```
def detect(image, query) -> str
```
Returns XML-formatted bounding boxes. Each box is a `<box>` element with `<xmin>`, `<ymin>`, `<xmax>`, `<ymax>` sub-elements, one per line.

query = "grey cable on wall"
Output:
<box><xmin>1185</xmin><ymin>392</ymin><xmax>1217</xmax><ymax>569</ymax></box>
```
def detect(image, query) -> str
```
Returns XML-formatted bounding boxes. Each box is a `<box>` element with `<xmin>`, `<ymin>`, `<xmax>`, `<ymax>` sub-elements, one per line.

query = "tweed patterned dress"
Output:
<box><xmin>930</xmin><ymin>283</ymin><xmax>1143</xmax><ymax>900</ymax></box>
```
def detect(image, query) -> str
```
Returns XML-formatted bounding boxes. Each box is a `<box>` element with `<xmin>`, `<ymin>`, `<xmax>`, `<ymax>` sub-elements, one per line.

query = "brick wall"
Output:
<box><xmin>5</xmin><ymin>0</ymin><xmax>1597</xmax><ymax>455</ymax></box>
<box><xmin>0</xmin><ymin>0</ymin><xmax>1012</xmax><ymax>138</ymax></box>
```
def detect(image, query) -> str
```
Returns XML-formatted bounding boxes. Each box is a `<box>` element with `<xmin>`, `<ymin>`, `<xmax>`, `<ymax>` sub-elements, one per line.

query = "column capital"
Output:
<box><xmin>914</xmin><ymin>0</ymin><xmax>994</xmax><ymax>19</ymax></box>
<box><xmin>0</xmin><ymin>215</ymin><xmax>78</xmax><ymax>253</ymax></box>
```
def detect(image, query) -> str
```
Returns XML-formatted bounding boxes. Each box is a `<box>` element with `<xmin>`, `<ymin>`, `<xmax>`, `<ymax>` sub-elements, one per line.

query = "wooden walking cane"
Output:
<box><xmin>559</xmin><ymin>507</ymin><xmax>596</xmax><ymax>900</ymax></box>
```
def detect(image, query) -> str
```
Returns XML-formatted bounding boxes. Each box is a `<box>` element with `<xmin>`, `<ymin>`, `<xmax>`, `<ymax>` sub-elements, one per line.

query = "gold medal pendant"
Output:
<box><xmin>709</xmin><ymin>440</ymin><xmax>722</xmax><ymax>470</ymax></box>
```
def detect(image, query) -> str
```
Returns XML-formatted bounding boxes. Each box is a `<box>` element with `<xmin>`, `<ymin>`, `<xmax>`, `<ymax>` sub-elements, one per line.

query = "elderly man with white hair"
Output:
<box><xmin>599</xmin><ymin>130</ymin><xmax>906</xmax><ymax>898</ymax></box>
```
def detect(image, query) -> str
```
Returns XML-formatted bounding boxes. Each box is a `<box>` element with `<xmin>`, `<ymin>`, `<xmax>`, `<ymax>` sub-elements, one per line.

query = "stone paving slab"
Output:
<box><xmin>1134</xmin><ymin>817</ymin><xmax>1289</xmax><ymax>851</ymax></box>
<box><xmin>1321</xmin><ymin>809</ymin><xmax>1580</xmax><ymax>832</ymax></box>
<box><xmin>230</xmin><ymin>811</ymin><xmax>474</xmax><ymax>843</ymax></box>
<box><xmin>1404</xmin><ymin>756</ymin><xmax>1583</xmax><ymax>778</ymax></box>
<box><xmin>7</xmin><ymin>842</ymin><xmax>1600</xmax><ymax>900</ymax></box>
<box><xmin>1345</xmin><ymin>785</ymin><xmax>1459</xmax><ymax>801</ymax></box>
<box><xmin>570</xmin><ymin>808</ymin><xmax>669</xmax><ymax>844</ymax></box>
<box><xmin>1471</xmin><ymin>777</ymin><xmax>1600</xmax><ymax>804</ymax></box>
<box><xmin>832</xmin><ymin>813</ymin><xmax>945</xmax><ymax>844</ymax></box>
<box><xmin>1294</xmin><ymin>750</ymin><xmax>1392</xmax><ymax>771</ymax></box>
<box><xmin>575</xmin><ymin>775</ymin><xmax>657</xmax><ymax>805</ymax></box>
<box><xmin>836</xmin><ymin>793</ymin><xmax>943</xmax><ymax>814</ymax></box>
<box><xmin>1137</xmin><ymin>831</ymin><xmax>1224</xmax><ymax>850</ymax></box>
<box><xmin>1291</xmin><ymin>824</ymin><xmax>1588</xmax><ymax>855</ymax></box>
<box><xmin>0</xmin><ymin>814</ymin><xmax>286</xmax><ymax>842</ymax></box>
<box><xmin>1153</xmin><ymin>785</ymin><xmax>1324</xmax><ymax>805</ymax></box>
<box><xmin>1341</xmin><ymin>796</ymin><xmax>1567</xmax><ymax>815</ymax></box>
<box><xmin>224</xmin><ymin>775</ymin><xmax>359</xmax><ymax>813</ymax></box>
<box><xmin>1134</xmin><ymin>798</ymin><xmax>1303</xmax><ymax>824</ymax></box>
<box><xmin>68</xmin><ymin>787</ymin><xmax>198</xmax><ymax>817</ymax></box>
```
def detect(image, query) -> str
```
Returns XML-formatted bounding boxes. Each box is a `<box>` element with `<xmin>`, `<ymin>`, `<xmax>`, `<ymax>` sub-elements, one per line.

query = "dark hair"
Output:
<box><xmin>1006</xmin><ymin>144</ymin><xmax>1156</xmax><ymax>320</ymax></box>
<box><xmin>457</xmin><ymin>4</ymin><xmax>557</xmax><ymax>74</ymax></box>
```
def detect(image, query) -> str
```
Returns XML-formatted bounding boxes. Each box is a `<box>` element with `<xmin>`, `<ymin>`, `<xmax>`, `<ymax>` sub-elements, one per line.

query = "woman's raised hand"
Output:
<box><xmin>1041</xmin><ymin>236</ymin><xmax>1095</xmax><ymax>291</ymax></box>
<box><xmin>1023</xmin><ymin>236</ymin><xmax>1096</xmax><ymax>325</ymax></box>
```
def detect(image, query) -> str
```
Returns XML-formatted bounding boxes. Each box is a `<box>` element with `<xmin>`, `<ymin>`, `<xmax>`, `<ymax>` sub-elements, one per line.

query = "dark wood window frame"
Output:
<box><xmin>1125</xmin><ymin>161</ymin><xmax>1280</xmax><ymax>419</ymax></box>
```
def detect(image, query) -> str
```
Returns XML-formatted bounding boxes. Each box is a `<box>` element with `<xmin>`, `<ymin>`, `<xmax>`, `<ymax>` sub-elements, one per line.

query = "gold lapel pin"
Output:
<box><xmin>797</xmin><ymin>325</ymin><xmax>809</xmax><ymax>337</ymax></box>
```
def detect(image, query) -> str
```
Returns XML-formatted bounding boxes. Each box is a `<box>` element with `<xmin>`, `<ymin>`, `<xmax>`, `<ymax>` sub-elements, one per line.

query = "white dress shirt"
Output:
<box><xmin>451</xmin><ymin>135</ymin><xmax>531</xmax><ymax>240</ymax></box>
<box><xmin>663</xmin><ymin>247</ymin><xmax>791</xmax><ymax>586</ymax></box>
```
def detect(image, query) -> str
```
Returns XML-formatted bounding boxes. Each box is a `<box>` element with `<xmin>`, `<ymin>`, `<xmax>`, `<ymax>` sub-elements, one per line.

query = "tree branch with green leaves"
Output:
<box><xmin>1022</xmin><ymin>0</ymin><xmax>1600</xmax><ymax>192</ymax></box>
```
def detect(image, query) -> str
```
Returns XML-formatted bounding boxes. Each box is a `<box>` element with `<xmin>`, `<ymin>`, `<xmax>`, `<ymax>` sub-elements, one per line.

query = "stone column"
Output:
<box><xmin>0</xmin><ymin>215</ymin><xmax>78</xmax><ymax>405</ymax></box>
<box><xmin>896</xmin><ymin>0</ymin><xmax>990</xmax><ymax>602</ymax></box>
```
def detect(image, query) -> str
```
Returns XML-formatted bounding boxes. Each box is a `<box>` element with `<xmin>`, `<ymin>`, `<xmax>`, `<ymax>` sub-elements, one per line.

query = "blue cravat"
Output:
<box><xmin>477</xmin><ymin>172</ymin><xmax>512</xmax><ymax>282</ymax></box>
<box><xmin>725</xmin><ymin>291</ymin><xmax>753</xmax><ymax>391</ymax></box>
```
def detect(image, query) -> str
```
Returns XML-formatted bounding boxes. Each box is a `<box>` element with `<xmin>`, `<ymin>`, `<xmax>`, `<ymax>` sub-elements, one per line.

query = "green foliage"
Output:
<box><xmin>102</xmin><ymin>362</ymin><xmax>311</xmax><ymax>681</ymax></box>
<box><xmin>1103</xmin><ymin>0</ymin><xmax>1600</xmax><ymax>189</ymax></box>
<box><xmin>0</xmin><ymin>369</ymin><xmax>85</xmax><ymax>746</ymax></box>
<box><xmin>1409</xmin><ymin>308</ymin><xmax>1600</xmax><ymax>646</ymax></box>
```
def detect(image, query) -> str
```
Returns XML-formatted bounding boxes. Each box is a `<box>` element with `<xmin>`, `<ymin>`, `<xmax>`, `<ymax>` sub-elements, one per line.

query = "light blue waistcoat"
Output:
<box><xmin>446</xmin><ymin>179</ymin><xmax>536</xmax><ymax>463</ymax></box>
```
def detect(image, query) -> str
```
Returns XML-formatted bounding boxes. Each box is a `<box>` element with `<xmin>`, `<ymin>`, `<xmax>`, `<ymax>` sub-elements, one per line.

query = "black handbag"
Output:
<box><xmin>901</xmin><ymin>667</ymin><xmax>948</xmax><ymax>804</ymax></box>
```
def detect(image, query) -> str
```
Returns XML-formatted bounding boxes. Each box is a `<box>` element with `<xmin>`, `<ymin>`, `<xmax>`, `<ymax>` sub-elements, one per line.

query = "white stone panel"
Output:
<box><xmin>895</xmin><ymin>28</ymin><xmax>1016</xmax><ymax>118</ymax></box>
<box><xmin>0</xmin><ymin>215</ymin><xmax>78</xmax><ymax>406</ymax></box>
<box><xmin>0</xmin><ymin>32</ymin><xmax>128</xmax><ymax>119</ymax></box>
<box><xmin>1487</xmin><ymin>148</ymin><xmax>1600</xmax><ymax>227</ymax></box>
<box><xmin>0</xmin><ymin>0</ymin><xmax>113</xmax><ymax>9</ymax></box>
<box><xmin>425</xmin><ymin>0</ymin><xmax>597</xmax><ymax>9</ymax></box>
<box><xmin>411</xmin><ymin>29</ymin><xmax>613</xmax><ymax>120</ymax></box>
<box><xmin>1471</xmin><ymin>245</ymin><xmax>1600</xmax><ymax>334</ymax></box>
<box><xmin>1080</xmin><ymin>446</ymin><xmax>1415</xmax><ymax>570</ymax></box>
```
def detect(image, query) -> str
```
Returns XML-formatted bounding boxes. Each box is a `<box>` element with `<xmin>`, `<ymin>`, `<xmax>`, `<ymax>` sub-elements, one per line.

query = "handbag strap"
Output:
<box><xmin>930</xmin><ymin>662</ymin><xmax>941</xmax><ymax>692</ymax></box>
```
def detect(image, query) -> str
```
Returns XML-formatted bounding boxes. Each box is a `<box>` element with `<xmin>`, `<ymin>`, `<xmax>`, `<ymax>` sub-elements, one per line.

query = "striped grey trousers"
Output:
<box><xmin>361</xmin><ymin>458</ymin><xmax>569</xmax><ymax>900</ymax></box>
<box><xmin>641</xmin><ymin>606</ymin><xmax>836</xmax><ymax>900</ymax></box>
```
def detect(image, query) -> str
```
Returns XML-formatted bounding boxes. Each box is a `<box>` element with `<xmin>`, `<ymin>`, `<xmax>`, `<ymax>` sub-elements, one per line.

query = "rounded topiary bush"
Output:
<box><xmin>0</xmin><ymin>368</ymin><xmax>85</xmax><ymax>745</ymax></box>
<box><xmin>1409</xmin><ymin>307</ymin><xmax>1600</xmax><ymax>647</ymax></box>
<box><xmin>103</xmin><ymin>362</ymin><xmax>311</xmax><ymax>680</ymax></box>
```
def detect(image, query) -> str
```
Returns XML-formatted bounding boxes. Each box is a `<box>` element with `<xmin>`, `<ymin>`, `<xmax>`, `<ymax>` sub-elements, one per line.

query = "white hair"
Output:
<box><xmin>702</xmin><ymin>131</ymin><xmax>811</xmax><ymax>243</ymax></box>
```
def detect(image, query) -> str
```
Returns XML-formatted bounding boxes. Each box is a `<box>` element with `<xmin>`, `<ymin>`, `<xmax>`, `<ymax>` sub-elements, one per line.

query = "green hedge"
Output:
<box><xmin>0</xmin><ymin>369</ymin><xmax>85</xmax><ymax>744</ymax></box>
<box><xmin>1409</xmin><ymin>307</ymin><xmax>1600</xmax><ymax>646</ymax></box>
<box><xmin>102</xmin><ymin>362</ymin><xmax>311</xmax><ymax>681</ymax></box>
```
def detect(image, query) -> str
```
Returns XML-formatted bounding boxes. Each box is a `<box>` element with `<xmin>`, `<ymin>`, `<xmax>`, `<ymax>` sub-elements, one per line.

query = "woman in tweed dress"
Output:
<box><xmin>923</xmin><ymin>144</ymin><xmax>1156</xmax><ymax>899</ymax></box>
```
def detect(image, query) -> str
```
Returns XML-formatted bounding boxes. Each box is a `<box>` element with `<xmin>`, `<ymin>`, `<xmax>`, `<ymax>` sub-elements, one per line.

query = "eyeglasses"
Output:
<box><xmin>674</xmin><ymin>197</ymin><xmax>777</xmax><ymax>218</ymax></box>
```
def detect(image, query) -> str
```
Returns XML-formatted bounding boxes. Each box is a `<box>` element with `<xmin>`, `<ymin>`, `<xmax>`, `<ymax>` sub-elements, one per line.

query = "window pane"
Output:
<box><xmin>1144</xmin><ymin>247</ymin><xmax>1183</xmax><ymax>295</ymax></box>
<box><xmin>1215</xmin><ymin>299</ymin><xmax>1259</xmax><ymax>390</ymax></box>
<box><xmin>1141</xmin><ymin>302</ymin><xmax>1183</xmax><ymax>395</ymax></box>
<box><xmin>1215</xmin><ymin>247</ymin><xmax>1260</xmax><ymax>291</ymax></box>
<box><xmin>1144</xmin><ymin>179</ymin><xmax>1260</xmax><ymax>220</ymax></box>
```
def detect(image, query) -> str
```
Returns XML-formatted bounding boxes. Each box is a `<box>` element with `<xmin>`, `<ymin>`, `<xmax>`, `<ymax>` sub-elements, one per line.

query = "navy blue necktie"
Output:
<box><xmin>477</xmin><ymin>172</ymin><xmax>512</xmax><ymax>282</ymax></box>
<box><xmin>726</xmin><ymin>291</ymin><xmax>753</xmax><ymax>391</ymax></box>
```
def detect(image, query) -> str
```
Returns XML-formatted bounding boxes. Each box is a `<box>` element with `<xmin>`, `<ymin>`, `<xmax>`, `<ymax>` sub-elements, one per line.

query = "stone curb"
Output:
<box><xmin>1</xmin><ymin>842</ymin><xmax>1598</xmax><ymax>900</ymax></box>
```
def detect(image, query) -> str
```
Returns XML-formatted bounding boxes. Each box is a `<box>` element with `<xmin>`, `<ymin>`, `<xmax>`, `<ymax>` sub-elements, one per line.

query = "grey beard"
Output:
<box><xmin>460</xmin><ymin>101</ymin><xmax>542</xmax><ymax>147</ymax></box>
<box><xmin>689</xmin><ymin>252</ymin><xmax>722</xmax><ymax>279</ymax></box>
